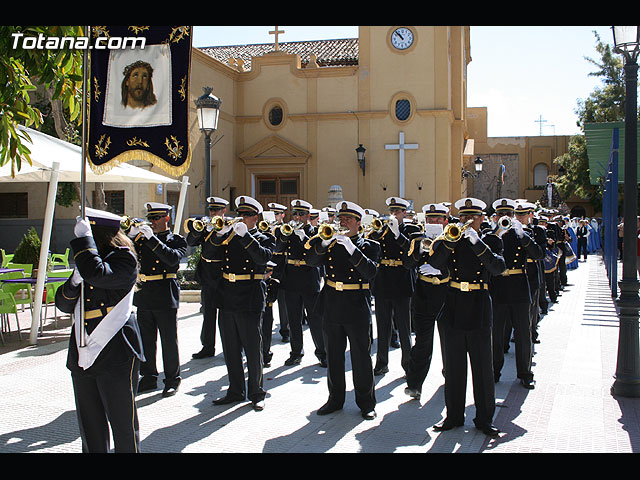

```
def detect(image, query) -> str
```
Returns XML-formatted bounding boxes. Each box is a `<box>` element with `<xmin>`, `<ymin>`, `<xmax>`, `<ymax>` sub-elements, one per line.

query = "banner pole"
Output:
<box><xmin>78</xmin><ymin>25</ymin><xmax>90</xmax><ymax>348</ymax></box>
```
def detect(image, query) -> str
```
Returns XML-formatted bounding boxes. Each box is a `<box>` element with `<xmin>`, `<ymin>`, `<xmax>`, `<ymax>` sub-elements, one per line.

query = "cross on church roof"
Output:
<box><xmin>269</xmin><ymin>26</ymin><xmax>285</xmax><ymax>51</ymax></box>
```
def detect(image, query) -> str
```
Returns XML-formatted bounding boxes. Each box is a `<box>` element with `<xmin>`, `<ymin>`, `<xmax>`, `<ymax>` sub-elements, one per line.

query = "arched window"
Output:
<box><xmin>533</xmin><ymin>163</ymin><xmax>549</xmax><ymax>187</ymax></box>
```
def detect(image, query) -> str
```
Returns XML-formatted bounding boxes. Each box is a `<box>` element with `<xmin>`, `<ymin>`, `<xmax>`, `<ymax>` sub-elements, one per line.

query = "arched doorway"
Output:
<box><xmin>570</xmin><ymin>205</ymin><xmax>586</xmax><ymax>218</ymax></box>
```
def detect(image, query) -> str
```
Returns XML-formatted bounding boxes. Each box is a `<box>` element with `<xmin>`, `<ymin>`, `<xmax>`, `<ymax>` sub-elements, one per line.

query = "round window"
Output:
<box><xmin>268</xmin><ymin>106</ymin><xmax>283</xmax><ymax>126</ymax></box>
<box><xmin>395</xmin><ymin>99</ymin><xmax>411</xmax><ymax>121</ymax></box>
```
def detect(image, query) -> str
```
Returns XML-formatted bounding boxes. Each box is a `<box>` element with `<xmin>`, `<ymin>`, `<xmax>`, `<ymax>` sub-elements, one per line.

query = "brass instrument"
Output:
<box><xmin>497</xmin><ymin>215</ymin><xmax>512</xmax><ymax>230</ymax></box>
<box><xmin>304</xmin><ymin>222</ymin><xmax>350</xmax><ymax>249</ymax></box>
<box><xmin>258</xmin><ymin>220</ymin><xmax>276</xmax><ymax>232</ymax></box>
<box><xmin>121</xmin><ymin>216</ymin><xmax>150</xmax><ymax>232</ymax></box>
<box><xmin>280</xmin><ymin>220</ymin><xmax>304</xmax><ymax>237</ymax></box>
<box><xmin>190</xmin><ymin>215</ymin><xmax>241</xmax><ymax>232</ymax></box>
<box><xmin>442</xmin><ymin>219</ymin><xmax>474</xmax><ymax>242</ymax></box>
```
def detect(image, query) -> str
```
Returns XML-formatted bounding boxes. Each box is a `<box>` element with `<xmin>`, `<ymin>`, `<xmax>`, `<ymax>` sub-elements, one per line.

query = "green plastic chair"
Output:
<box><xmin>1</xmin><ymin>271</ymin><xmax>32</xmax><ymax>312</ymax></box>
<box><xmin>0</xmin><ymin>291</ymin><xmax>22</xmax><ymax>344</ymax></box>
<box><xmin>5</xmin><ymin>263</ymin><xmax>33</xmax><ymax>278</ymax></box>
<box><xmin>43</xmin><ymin>269</ymin><xmax>74</xmax><ymax>328</ymax></box>
<box><xmin>1</xmin><ymin>249</ymin><xmax>14</xmax><ymax>267</ymax></box>
<box><xmin>50</xmin><ymin>249</ymin><xmax>70</xmax><ymax>269</ymax></box>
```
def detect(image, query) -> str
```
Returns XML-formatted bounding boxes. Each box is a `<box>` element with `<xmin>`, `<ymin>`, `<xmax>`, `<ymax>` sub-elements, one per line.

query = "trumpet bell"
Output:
<box><xmin>498</xmin><ymin>215</ymin><xmax>512</xmax><ymax>230</ymax></box>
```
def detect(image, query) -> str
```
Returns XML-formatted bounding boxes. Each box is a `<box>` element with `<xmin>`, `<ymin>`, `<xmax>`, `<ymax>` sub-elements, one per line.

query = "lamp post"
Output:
<box><xmin>462</xmin><ymin>156</ymin><xmax>483</xmax><ymax>179</ymax></box>
<box><xmin>195</xmin><ymin>86</ymin><xmax>222</xmax><ymax>214</ymax></box>
<box><xmin>611</xmin><ymin>26</ymin><xmax>640</xmax><ymax>397</ymax></box>
<box><xmin>356</xmin><ymin>144</ymin><xmax>366</xmax><ymax>176</ymax></box>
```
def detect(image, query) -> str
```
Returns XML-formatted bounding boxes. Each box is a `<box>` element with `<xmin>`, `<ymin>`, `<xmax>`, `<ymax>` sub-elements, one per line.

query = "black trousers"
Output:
<box><xmin>219</xmin><ymin>310</ymin><xmax>266</xmax><ymax>402</ymax></box>
<box><xmin>375</xmin><ymin>296</ymin><xmax>412</xmax><ymax>373</ymax></box>
<box><xmin>492</xmin><ymin>302</ymin><xmax>534</xmax><ymax>383</ymax></box>
<box><xmin>577</xmin><ymin>238</ymin><xmax>588</xmax><ymax>259</ymax></box>
<box><xmin>277</xmin><ymin>290</ymin><xmax>289</xmax><ymax>338</ymax></box>
<box><xmin>285</xmin><ymin>290</ymin><xmax>325</xmax><ymax>362</ymax></box>
<box><xmin>199</xmin><ymin>283</ymin><xmax>219</xmax><ymax>353</ymax></box>
<box><xmin>441</xmin><ymin>321</ymin><xmax>495</xmax><ymax>428</ymax></box>
<box><xmin>138</xmin><ymin>308</ymin><xmax>180</xmax><ymax>386</ymax></box>
<box><xmin>406</xmin><ymin>287</ymin><xmax>446</xmax><ymax>391</ymax></box>
<box><xmin>529</xmin><ymin>286</ymin><xmax>541</xmax><ymax>342</ymax></box>
<box><xmin>262</xmin><ymin>305</ymin><xmax>274</xmax><ymax>359</ymax></box>
<box><xmin>323</xmin><ymin>320</ymin><xmax>376</xmax><ymax>412</ymax></box>
<box><xmin>71</xmin><ymin>356</ymin><xmax>140</xmax><ymax>453</ymax></box>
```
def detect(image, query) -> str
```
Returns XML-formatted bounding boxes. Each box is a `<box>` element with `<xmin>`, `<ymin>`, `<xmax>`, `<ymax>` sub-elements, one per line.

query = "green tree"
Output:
<box><xmin>0</xmin><ymin>26</ymin><xmax>85</xmax><ymax>176</ymax></box>
<box><xmin>553</xmin><ymin>30</ymin><xmax>634</xmax><ymax>214</ymax></box>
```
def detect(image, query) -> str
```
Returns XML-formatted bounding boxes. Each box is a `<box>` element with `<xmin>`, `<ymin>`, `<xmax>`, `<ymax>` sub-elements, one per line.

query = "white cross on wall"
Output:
<box><xmin>385</xmin><ymin>131</ymin><xmax>419</xmax><ymax>198</ymax></box>
<box><xmin>269</xmin><ymin>26</ymin><xmax>285</xmax><ymax>51</ymax></box>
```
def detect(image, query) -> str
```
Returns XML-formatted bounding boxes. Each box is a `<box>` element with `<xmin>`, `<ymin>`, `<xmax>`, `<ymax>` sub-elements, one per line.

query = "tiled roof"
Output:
<box><xmin>198</xmin><ymin>38</ymin><xmax>359</xmax><ymax>70</ymax></box>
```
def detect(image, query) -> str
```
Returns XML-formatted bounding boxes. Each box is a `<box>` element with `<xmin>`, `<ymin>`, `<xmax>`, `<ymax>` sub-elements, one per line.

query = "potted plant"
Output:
<box><xmin>12</xmin><ymin>227</ymin><xmax>50</xmax><ymax>278</ymax></box>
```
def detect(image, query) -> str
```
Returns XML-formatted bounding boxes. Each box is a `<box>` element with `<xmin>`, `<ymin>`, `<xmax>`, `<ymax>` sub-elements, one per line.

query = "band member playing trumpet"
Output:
<box><xmin>305</xmin><ymin>201</ymin><xmax>380</xmax><ymax>420</ymax></box>
<box><xmin>184</xmin><ymin>196</ymin><xmax>229</xmax><ymax>360</ymax></box>
<box><xmin>129</xmin><ymin>202</ymin><xmax>187</xmax><ymax>398</ymax></box>
<box><xmin>489</xmin><ymin>198</ymin><xmax>544</xmax><ymax>390</ymax></box>
<box><xmin>367</xmin><ymin>197</ymin><xmax>421</xmax><ymax>377</ymax></box>
<box><xmin>428</xmin><ymin>198</ymin><xmax>506</xmax><ymax>437</ymax></box>
<box><xmin>274</xmin><ymin>199</ymin><xmax>326</xmax><ymax>367</ymax></box>
<box><xmin>265</xmin><ymin>202</ymin><xmax>290</xmax><ymax>347</ymax></box>
<box><xmin>210</xmin><ymin>196</ymin><xmax>273</xmax><ymax>411</ymax></box>
<box><xmin>403</xmin><ymin>202</ymin><xmax>450</xmax><ymax>400</ymax></box>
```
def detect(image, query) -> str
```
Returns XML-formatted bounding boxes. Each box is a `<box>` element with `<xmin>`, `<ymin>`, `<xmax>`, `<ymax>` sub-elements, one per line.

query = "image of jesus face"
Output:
<box><xmin>121</xmin><ymin>61</ymin><xmax>157</xmax><ymax>109</ymax></box>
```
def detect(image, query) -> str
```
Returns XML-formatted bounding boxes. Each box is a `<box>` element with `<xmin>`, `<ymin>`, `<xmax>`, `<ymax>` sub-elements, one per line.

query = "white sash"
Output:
<box><xmin>74</xmin><ymin>286</ymin><xmax>135</xmax><ymax>370</ymax></box>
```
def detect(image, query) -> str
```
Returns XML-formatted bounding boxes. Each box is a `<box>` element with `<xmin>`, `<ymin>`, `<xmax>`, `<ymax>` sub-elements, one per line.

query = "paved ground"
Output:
<box><xmin>1</xmin><ymin>253</ymin><xmax>640</xmax><ymax>453</ymax></box>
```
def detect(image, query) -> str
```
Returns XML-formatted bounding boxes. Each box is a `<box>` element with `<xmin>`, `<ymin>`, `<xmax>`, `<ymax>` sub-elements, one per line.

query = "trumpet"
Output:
<box><xmin>497</xmin><ymin>215</ymin><xmax>512</xmax><ymax>230</ymax></box>
<box><xmin>442</xmin><ymin>219</ymin><xmax>474</xmax><ymax>242</ymax></box>
<box><xmin>280</xmin><ymin>220</ymin><xmax>304</xmax><ymax>236</ymax></box>
<box><xmin>121</xmin><ymin>216</ymin><xmax>150</xmax><ymax>232</ymax></box>
<box><xmin>317</xmin><ymin>222</ymin><xmax>350</xmax><ymax>241</ymax></box>
<box><xmin>258</xmin><ymin>220</ymin><xmax>278</xmax><ymax>232</ymax></box>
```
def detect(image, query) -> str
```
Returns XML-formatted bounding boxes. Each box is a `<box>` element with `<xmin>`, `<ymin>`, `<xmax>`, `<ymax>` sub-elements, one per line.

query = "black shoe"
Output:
<box><xmin>317</xmin><ymin>402</ymin><xmax>343</xmax><ymax>416</ymax></box>
<box><xmin>212</xmin><ymin>394</ymin><xmax>245</xmax><ymax>405</ymax></box>
<box><xmin>251</xmin><ymin>400</ymin><xmax>265</xmax><ymax>411</ymax></box>
<box><xmin>137</xmin><ymin>377</ymin><xmax>157</xmax><ymax>394</ymax></box>
<box><xmin>192</xmin><ymin>348</ymin><xmax>215</xmax><ymax>359</ymax></box>
<box><xmin>433</xmin><ymin>419</ymin><xmax>464</xmax><ymax>432</ymax></box>
<box><xmin>361</xmin><ymin>410</ymin><xmax>377</xmax><ymax>420</ymax></box>
<box><xmin>520</xmin><ymin>378</ymin><xmax>536</xmax><ymax>390</ymax></box>
<box><xmin>391</xmin><ymin>339</ymin><xmax>401</xmax><ymax>349</ymax></box>
<box><xmin>476</xmin><ymin>423</ymin><xmax>500</xmax><ymax>437</ymax></box>
<box><xmin>373</xmin><ymin>365</ymin><xmax>389</xmax><ymax>376</ymax></box>
<box><xmin>281</xmin><ymin>335</ymin><xmax>290</xmax><ymax>343</ymax></box>
<box><xmin>284</xmin><ymin>353</ymin><xmax>303</xmax><ymax>366</ymax></box>
<box><xmin>263</xmin><ymin>352</ymin><xmax>273</xmax><ymax>367</ymax></box>
<box><xmin>404</xmin><ymin>387</ymin><xmax>421</xmax><ymax>400</ymax></box>
<box><xmin>318</xmin><ymin>358</ymin><xmax>327</xmax><ymax>368</ymax></box>
<box><xmin>162</xmin><ymin>384</ymin><xmax>179</xmax><ymax>398</ymax></box>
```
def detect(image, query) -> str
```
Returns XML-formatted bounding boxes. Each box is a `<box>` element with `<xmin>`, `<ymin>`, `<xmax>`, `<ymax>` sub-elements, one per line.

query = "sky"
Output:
<box><xmin>192</xmin><ymin>25</ymin><xmax>616</xmax><ymax>138</ymax></box>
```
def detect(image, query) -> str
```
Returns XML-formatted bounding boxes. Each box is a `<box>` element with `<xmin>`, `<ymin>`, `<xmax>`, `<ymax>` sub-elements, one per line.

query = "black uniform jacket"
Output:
<box><xmin>403</xmin><ymin>234</ymin><xmax>451</xmax><ymax>314</ymax></box>
<box><xmin>525</xmin><ymin>225</ymin><xmax>547</xmax><ymax>294</ymax></box>
<box><xmin>368</xmin><ymin>222</ymin><xmax>421</xmax><ymax>298</ymax></box>
<box><xmin>305</xmin><ymin>233</ymin><xmax>380</xmax><ymax>325</ymax></box>
<box><xmin>488</xmin><ymin>227</ymin><xmax>544</xmax><ymax>305</ymax></box>
<box><xmin>55</xmin><ymin>235</ymin><xmax>143</xmax><ymax>374</ymax></box>
<box><xmin>185</xmin><ymin>219</ymin><xmax>223</xmax><ymax>287</ymax></box>
<box><xmin>132</xmin><ymin>229</ymin><xmax>187</xmax><ymax>310</ymax></box>
<box><xmin>428</xmin><ymin>232</ymin><xmax>506</xmax><ymax>331</ymax></box>
<box><xmin>274</xmin><ymin>223</ymin><xmax>322</xmax><ymax>294</ymax></box>
<box><xmin>210</xmin><ymin>226</ymin><xmax>274</xmax><ymax>313</ymax></box>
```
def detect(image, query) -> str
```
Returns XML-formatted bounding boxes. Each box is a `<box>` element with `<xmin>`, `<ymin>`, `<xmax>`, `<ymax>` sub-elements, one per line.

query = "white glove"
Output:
<box><xmin>216</xmin><ymin>224</ymin><xmax>233</xmax><ymax>236</ymax></box>
<box><xmin>74</xmin><ymin>216</ymin><xmax>92</xmax><ymax>238</ymax></box>
<box><xmin>69</xmin><ymin>268</ymin><xmax>83</xmax><ymax>286</ymax></box>
<box><xmin>77</xmin><ymin>337</ymin><xmax>103</xmax><ymax>370</ymax></box>
<box><xmin>419</xmin><ymin>263</ymin><xmax>441</xmax><ymax>276</ymax></box>
<box><xmin>294</xmin><ymin>228</ymin><xmax>305</xmax><ymax>242</ymax></box>
<box><xmin>139</xmin><ymin>225</ymin><xmax>153</xmax><ymax>239</ymax></box>
<box><xmin>465</xmin><ymin>226</ymin><xmax>480</xmax><ymax>245</ymax></box>
<box><xmin>335</xmin><ymin>235</ymin><xmax>356</xmax><ymax>255</ymax></box>
<box><xmin>388</xmin><ymin>216</ymin><xmax>400</xmax><ymax>239</ymax></box>
<box><xmin>321</xmin><ymin>238</ymin><xmax>333</xmax><ymax>248</ymax></box>
<box><xmin>233</xmin><ymin>221</ymin><xmax>248</xmax><ymax>237</ymax></box>
<box><xmin>127</xmin><ymin>225</ymin><xmax>140</xmax><ymax>238</ymax></box>
<box><xmin>512</xmin><ymin>218</ymin><xmax>525</xmax><ymax>238</ymax></box>
<box><xmin>203</xmin><ymin>217</ymin><xmax>214</xmax><ymax>232</ymax></box>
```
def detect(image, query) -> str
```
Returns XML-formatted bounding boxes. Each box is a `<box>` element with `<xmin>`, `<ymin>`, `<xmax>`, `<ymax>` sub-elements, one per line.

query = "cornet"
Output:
<box><xmin>497</xmin><ymin>215</ymin><xmax>512</xmax><ymax>230</ymax></box>
<box><xmin>304</xmin><ymin>222</ymin><xmax>350</xmax><ymax>249</ymax></box>
<box><xmin>441</xmin><ymin>219</ymin><xmax>474</xmax><ymax>242</ymax></box>
<box><xmin>121</xmin><ymin>216</ymin><xmax>150</xmax><ymax>232</ymax></box>
<box><xmin>280</xmin><ymin>220</ymin><xmax>304</xmax><ymax>237</ymax></box>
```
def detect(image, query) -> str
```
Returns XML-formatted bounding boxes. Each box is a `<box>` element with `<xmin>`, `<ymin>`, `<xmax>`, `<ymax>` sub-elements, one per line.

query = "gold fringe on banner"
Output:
<box><xmin>87</xmin><ymin>147</ymin><xmax>191</xmax><ymax>178</ymax></box>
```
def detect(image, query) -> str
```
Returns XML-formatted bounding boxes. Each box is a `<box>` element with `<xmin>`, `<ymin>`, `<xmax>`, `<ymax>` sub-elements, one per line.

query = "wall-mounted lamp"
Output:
<box><xmin>356</xmin><ymin>144</ymin><xmax>366</xmax><ymax>176</ymax></box>
<box><xmin>462</xmin><ymin>156</ymin><xmax>483</xmax><ymax>180</ymax></box>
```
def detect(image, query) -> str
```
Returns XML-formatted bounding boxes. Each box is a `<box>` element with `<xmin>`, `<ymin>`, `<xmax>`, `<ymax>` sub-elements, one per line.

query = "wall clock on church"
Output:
<box><xmin>389</xmin><ymin>26</ymin><xmax>416</xmax><ymax>53</ymax></box>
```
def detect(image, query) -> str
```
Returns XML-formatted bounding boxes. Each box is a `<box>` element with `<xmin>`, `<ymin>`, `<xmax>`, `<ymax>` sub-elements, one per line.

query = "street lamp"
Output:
<box><xmin>462</xmin><ymin>156</ymin><xmax>483</xmax><ymax>179</ymax></box>
<box><xmin>611</xmin><ymin>26</ymin><xmax>640</xmax><ymax>397</ymax></box>
<box><xmin>195</xmin><ymin>86</ymin><xmax>222</xmax><ymax>214</ymax></box>
<box><xmin>356</xmin><ymin>144</ymin><xmax>366</xmax><ymax>176</ymax></box>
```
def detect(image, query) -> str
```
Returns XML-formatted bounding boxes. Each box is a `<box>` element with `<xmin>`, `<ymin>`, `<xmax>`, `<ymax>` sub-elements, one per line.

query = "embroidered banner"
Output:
<box><xmin>87</xmin><ymin>26</ymin><xmax>192</xmax><ymax>177</ymax></box>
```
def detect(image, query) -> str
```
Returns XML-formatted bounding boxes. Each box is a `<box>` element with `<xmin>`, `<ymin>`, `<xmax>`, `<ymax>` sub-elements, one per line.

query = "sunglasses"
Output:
<box><xmin>147</xmin><ymin>215</ymin><xmax>166</xmax><ymax>221</ymax></box>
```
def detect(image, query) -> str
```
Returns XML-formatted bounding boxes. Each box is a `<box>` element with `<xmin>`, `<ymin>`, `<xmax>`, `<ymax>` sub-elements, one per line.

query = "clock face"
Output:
<box><xmin>391</xmin><ymin>27</ymin><xmax>414</xmax><ymax>50</ymax></box>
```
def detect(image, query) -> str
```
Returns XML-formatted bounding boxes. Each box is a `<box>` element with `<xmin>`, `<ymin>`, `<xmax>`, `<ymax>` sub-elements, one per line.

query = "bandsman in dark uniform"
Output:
<box><xmin>184</xmin><ymin>196</ymin><xmax>229</xmax><ymax>360</ymax></box>
<box><xmin>305</xmin><ymin>201</ymin><xmax>380</xmax><ymax>420</ymax></box>
<box><xmin>515</xmin><ymin>202</ymin><xmax>547</xmax><ymax>344</ymax></box>
<box><xmin>210</xmin><ymin>196</ymin><xmax>273</xmax><ymax>411</ymax></box>
<box><xmin>56</xmin><ymin>208</ymin><xmax>144</xmax><ymax>452</ymax></box>
<box><xmin>428</xmin><ymin>198</ymin><xmax>506</xmax><ymax>437</ymax></box>
<box><xmin>275</xmin><ymin>199</ymin><xmax>326</xmax><ymax>367</ymax></box>
<box><xmin>368</xmin><ymin>196</ymin><xmax>421</xmax><ymax>377</ymax></box>
<box><xmin>403</xmin><ymin>202</ymin><xmax>450</xmax><ymax>400</ymax></box>
<box><xmin>489</xmin><ymin>198</ymin><xmax>544</xmax><ymax>390</ymax></box>
<box><xmin>322</xmin><ymin>206</ymin><xmax>337</xmax><ymax>224</ymax></box>
<box><xmin>129</xmin><ymin>202</ymin><xmax>187</xmax><ymax>398</ymax></box>
<box><xmin>267</xmin><ymin>202</ymin><xmax>290</xmax><ymax>343</ymax></box>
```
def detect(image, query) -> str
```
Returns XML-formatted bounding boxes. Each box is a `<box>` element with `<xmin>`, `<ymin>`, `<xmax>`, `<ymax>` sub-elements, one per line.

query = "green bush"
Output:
<box><xmin>12</xmin><ymin>227</ymin><xmax>43</xmax><ymax>269</ymax></box>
